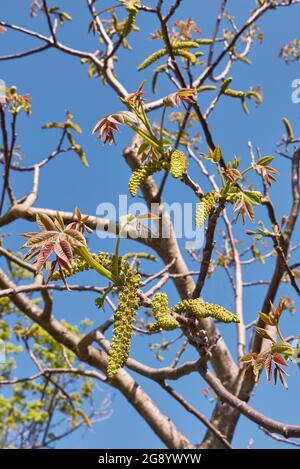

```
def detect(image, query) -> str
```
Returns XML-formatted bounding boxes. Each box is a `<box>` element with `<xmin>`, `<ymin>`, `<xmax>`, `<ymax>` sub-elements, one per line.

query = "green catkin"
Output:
<box><xmin>195</xmin><ymin>38</ymin><xmax>213</xmax><ymax>45</ymax></box>
<box><xmin>107</xmin><ymin>262</ymin><xmax>141</xmax><ymax>377</ymax></box>
<box><xmin>107</xmin><ymin>281</ymin><xmax>140</xmax><ymax>378</ymax></box>
<box><xmin>173</xmin><ymin>298</ymin><xmax>239</xmax><ymax>323</ymax></box>
<box><xmin>172</xmin><ymin>41</ymin><xmax>199</xmax><ymax>49</ymax></box>
<box><xmin>128</xmin><ymin>160</ymin><xmax>169</xmax><ymax>196</ymax></box>
<box><xmin>122</xmin><ymin>7</ymin><xmax>138</xmax><ymax>37</ymax></box>
<box><xmin>241</xmin><ymin>99</ymin><xmax>249</xmax><ymax>115</ymax></box>
<box><xmin>170</xmin><ymin>150</ymin><xmax>188</xmax><ymax>178</ymax></box>
<box><xmin>223</xmin><ymin>89</ymin><xmax>245</xmax><ymax>99</ymax></box>
<box><xmin>220</xmin><ymin>77</ymin><xmax>233</xmax><ymax>92</ymax></box>
<box><xmin>174</xmin><ymin>49</ymin><xmax>197</xmax><ymax>63</ymax></box>
<box><xmin>138</xmin><ymin>49</ymin><xmax>168</xmax><ymax>71</ymax></box>
<box><xmin>198</xmin><ymin>85</ymin><xmax>217</xmax><ymax>92</ymax></box>
<box><xmin>195</xmin><ymin>191</ymin><xmax>216</xmax><ymax>228</ymax></box>
<box><xmin>148</xmin><ymin>293</ymin><xmax>179</xmax><ymax>332</ymax></box>
<box><xmin>121</xmin><ymin>252</ymin><xmax>157</xmax><ymax>262</ymax></box>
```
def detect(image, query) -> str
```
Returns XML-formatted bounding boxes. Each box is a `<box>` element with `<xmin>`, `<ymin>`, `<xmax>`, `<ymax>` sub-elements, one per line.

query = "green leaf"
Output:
<box><xmin>243</xmin><ymin>190</ymin><xmax>262</xmax><ymax>206</ymax></box>
<box><xmin>36</xmin><ymin>213</ymin><xmax>57</xmax><ymax>231</ymax></box>
<box><xmin>61</xmin><ymin>11</ymin><xmax>72</xmax><ymax>21</ymax></box>
<box><xmin>66</xmin><ymin>121</ymin><xmax>82</xmax><ymax>134</ymax></box>
<box><xmin>283</xmin><ymin>117</ymin><xmax>294</xmax><ymax>140</ymax></box>
<box><xmin>257</xmin><ymin>156</ymin><xmax>274</xmax><ymax>166</ymax></box>
<box><xmin>73</xmin><ymin>144</ymin><xmax>89</xmax><ymax>168</ymax></box>
<box><xmin>137</xmin><ymin>141</ymin><xmax>150</xmax><ymax>155</ymax></box>
<box><xmin>212</xmin><ymin>145</ymin><xmax>222</xmax><ymax>163</ymax></box>
<box><xmin>162</xmin><ymin>138</ymin><xmax>173</xmax><ymax>147</ymax></box>
<box><xmin>259</xmin><ymin>312</ymin><xmax>276</xmax><ymax>326</ymax></box>
<box><xmin>271</xmin><ymin>342</ymin><xmax>294</xmax><ymax>356</ymax></box>
<box><xmin>255</xmin><ymin>326</ymin><xmax>275</xmax><ymax>342</ymax></box>
<box><xmin>75</xmin><ymin>408</ymin><xmax>92</xmax><ymax>428</ymax></box>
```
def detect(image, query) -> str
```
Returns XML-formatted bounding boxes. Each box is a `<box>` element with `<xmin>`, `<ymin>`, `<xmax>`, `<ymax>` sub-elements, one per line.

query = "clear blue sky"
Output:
<box><xmin>0</xmin><ymin>0</ymin><xmax>300</xmax><ymax>449</ymax></box>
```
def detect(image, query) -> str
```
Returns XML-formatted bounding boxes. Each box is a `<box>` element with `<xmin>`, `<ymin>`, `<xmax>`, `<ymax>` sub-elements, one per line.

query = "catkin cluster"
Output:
<box><xmin>148</xmin><ymin>293</ymin><xmax>179</xmax><ymax>332</ymax></box>
<box><xmin>173</xmin><ymin>298</ymin><xmax>239</xmax><ymax>323</ymax></box>
<box><xmin>128</xmin><ymin>160</ymin><xmax>169</xmax><ymax>196</ymax></box>
<box><xmin>50</xmin><ymin>247</ymin><xmax>142</xmax><ymax>377</ymax></box>
<box><xmin>170</xmin><ymin>150</ymin><xmax>188</xmax><ymax>179</ymax></box>
<box><xmin>195</xmin><ymin>191</ymin><xmax>216</xmax><ymax>227</ymax></box>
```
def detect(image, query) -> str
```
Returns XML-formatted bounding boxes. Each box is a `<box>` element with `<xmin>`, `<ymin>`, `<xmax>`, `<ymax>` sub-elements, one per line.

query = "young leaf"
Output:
<box><xmin>255</xmin><ymin>326</ymin><xmax>275</xmax><ymax>342</ymax></box>
<box><xmin>283</xmin><ymin>117</ymin><xmax>294</xmax><ymax>140</ymax></box>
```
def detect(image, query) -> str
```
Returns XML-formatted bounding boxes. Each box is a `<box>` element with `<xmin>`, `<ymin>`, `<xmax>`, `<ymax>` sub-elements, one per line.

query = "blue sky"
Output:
<box><xmin>0</xmin><ymin>0</ymin><xmax>300</xmax><ymax>449</ymax></box>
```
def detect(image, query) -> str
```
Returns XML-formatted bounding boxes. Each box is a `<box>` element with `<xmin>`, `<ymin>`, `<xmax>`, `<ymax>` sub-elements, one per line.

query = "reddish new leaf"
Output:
<box><xmin>278</xmin><ymin>367</ymin><xmax>288</xmax><ymax>389</ymax></box>
<box><xmin>22</xmin><ymin>231</ymin><xmax>58</xmax><ymax>249</ymax></box>
<box><xmin>264</xmin><ymin>354</ymin><xmax>272</xmax><ymax>383</ymax></box>
<box><xmin>36</xmin><ymin>213</ymin><xmax>57</xmax><ymax>231</ymax></box>
<box><xmin>54</xmin><ymin>239</ymin><xmax>73</xmax><ymax>270</ymax></box>
<box><xmin>46</xmin><ymin>260</ymin><xmax>57</xmax><ymax>284</ymax></box>
<box><xmin>64</xmin><ymin>229</ymin><xmax>86</xmax><ymax>247</ymax></box>
<box><xmin>272</xmin><ymin>352</ymin><xmax>288</xmax><ymax>367</ymax></box>
<box><xmin>58</xmin><ymin>265</ymin><xmax>70</xmax><ymax>291</ymax></box>
<box><xmin>35</xmin><ymin>244</ymin><xmax>54</xmax><ymax>272</ymax></box>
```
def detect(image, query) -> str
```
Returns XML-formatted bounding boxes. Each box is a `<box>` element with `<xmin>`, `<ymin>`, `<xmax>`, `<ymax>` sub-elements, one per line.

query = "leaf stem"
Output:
<box><xmin>76</xmin><ymin>246</ymin><xmax>117</xmax><ymax>283</ymax></box>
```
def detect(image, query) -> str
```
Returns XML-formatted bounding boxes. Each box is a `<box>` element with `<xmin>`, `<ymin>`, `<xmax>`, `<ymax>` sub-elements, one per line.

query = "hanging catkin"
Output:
<box><xmin>195</xmin><ymin>192</ymin><xmax>216</xmax><ymax>227</ymax></box>
<box><xmin>148</xmin><ymin>293</ymin><xmax>179</xmax><ymax>332</ymax></box>
<box><xmin>170</xmin><ymin>150</ymin><xmax>188</xmax><ymax>178</ymax></box>
<box><xmin>122</xmin><ymin>3</ymin><xmax>138</xmax><ymax>38</ymax></box>
<box><xmin>107</xmin><ymin>282</ymin><xmax>140</xmax><ymax>378</ymax></box>
<box><xmin>128</xmin><ymin>160</ymin><xmax>169</xmax><ymax>196</ymax></box>
<box><xmin>107</xmin><ymin>263</ymin><xmax>141</xmax><ymax>378</ymax></box>
<box><xmin>173</xmin><ymin>298</ymin><xmax>239</xmax><ymax>323</ymax></box>
<box><xmin>138</xmin><ymin>49</ymin><xmax>168</xmax><ymax>71</ymax></box>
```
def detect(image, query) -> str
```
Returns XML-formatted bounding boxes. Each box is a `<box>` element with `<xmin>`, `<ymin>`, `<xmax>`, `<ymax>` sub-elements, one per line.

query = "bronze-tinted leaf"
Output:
<box><xmin>278</xmin><ymin>367</ymin><xmax>288</xmax><ymax>389</ymax></box>
<box><xmin>46</xmin><ymin>260</ymin><xmax>57</xmax><ymax>284</ymax></box>
<box><xmin>36</xmin><ymin>213</ymin><xmax>57</xmax><ymax>231</ymax></box>
<box><xmin>259</xmin><ymin>312</ymin><xmax>275</xmax><ymax>326</ymax></box>
<box><xmin>240</xmin><ymin>353</ymin><xmax>257</xmax><ymax>363</ymax></box>
<box><xmin>64</xmin><ymin>229</ymin><xmax>86</xmax><ymax>247</ymax></box>
<box><xmin>55</xmin><ymin>211</ymin><xmax>65</xmax><ymax>231</ymax></box>
<box><xmin>272</xmin><ymin>352</ymin><xmax>288</xmax><ymax>367</ymax></box>
<box><xmin>58</xmin><ymin>264</ymin><xmax>70</xmax><ymax>290</ymax></box>
<box><xmin>273</xmin><ymin>366</ymin><xmax>278</xmax><ymax>385</ymax></box>
<box><xmin>255</xmin><ymin>326</ymin><xmax>275</xmax><ymax>342</ymax></box>
<box><xmin>22</xmin><ymin>231</ymin><xmax>58</xmax><ymax>249</ymax></box>
<box><xmin>19</xmin><ymin>232</ymin><xmax>39</xmax><ymax>238</ymax></box>
<box><xmin>35</xmin><ymin>244</ymin><xmax>54</xmax><ymax>272</ymax></box>
<box><xmin>24</xmin><ymin>247</ymin><xmax>40</xmax><ymax>261</ymax></box>
<box><xmin>54</xmin><ymin>239</ymin><xmax>73</xmax><ymax>270</ymax></box>
<box><xmin>75</xmin><ymin>207</ymin><xmax>82</xmax><ymax>221</ymax></box>
<box><xmin>271</xmin><ymin>342</ymin><xmax>293</xmax><ymax>355</ymax></box>
<box><xmin>264</xmin><ymin>354</ymin><xmax>272</xmax><ymax>383</ymax></box>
